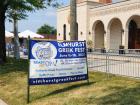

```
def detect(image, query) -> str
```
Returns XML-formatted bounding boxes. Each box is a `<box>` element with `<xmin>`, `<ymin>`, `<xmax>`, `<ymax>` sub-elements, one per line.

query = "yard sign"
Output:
<box><xmin>29</xmin><ymin>39</ymin><xmax>88</xmax><ymax>85</ymax></box>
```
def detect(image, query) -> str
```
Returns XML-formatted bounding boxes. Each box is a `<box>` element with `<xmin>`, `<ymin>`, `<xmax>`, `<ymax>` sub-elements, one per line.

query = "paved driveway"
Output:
<box><xmin>0</xmin><ymin>99</ymin><xmax>7</xmax><ymax>105</ymax></box>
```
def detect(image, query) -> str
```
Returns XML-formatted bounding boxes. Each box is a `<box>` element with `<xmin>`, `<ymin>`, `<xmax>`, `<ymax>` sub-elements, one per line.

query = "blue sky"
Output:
<box><xmin>5</xmin><ymin>0</ymin><xmax>119</xmax><ymax>32</ymax></box>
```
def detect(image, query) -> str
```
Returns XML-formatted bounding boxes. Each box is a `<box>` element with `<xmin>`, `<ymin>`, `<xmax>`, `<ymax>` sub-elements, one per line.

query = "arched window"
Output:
<box><xmin>76</xmin><ymin>22</ymin><xmax>78</xmax><ymax>40</ymax></box>
<box><xmin>63</xmin><ymin>24</ymin><xmax>66</xmax><ymax>40</ymax></box>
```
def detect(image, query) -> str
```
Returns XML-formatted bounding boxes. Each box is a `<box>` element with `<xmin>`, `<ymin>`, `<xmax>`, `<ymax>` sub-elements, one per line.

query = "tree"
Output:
<box><xmin>7</xmin><ymin>10</ymin><xmax>22</xmax><ymax>60</ymax></box>
<box><xmin>70</xmin><ymin>0</ymin><xmax>78</xmax><ymax>41</ymax></box>
<box><xmin>13</xmin><ymin>14</ymin><xmax>20</xmax><ymax>59</ymax></box>
<box><xmin>7</xmin><ymin>2</ymin><xmax>37</xmax><ymax>60</ymax></box>
<box><xmin>0</xmin><ymin>0</ymin><xmax>59</xmax><ymax>64</ymax></box>
<box><xmin>37</xmin><ymin>24</ymin><xmax>56</xmax><ymax>35</ymax></box>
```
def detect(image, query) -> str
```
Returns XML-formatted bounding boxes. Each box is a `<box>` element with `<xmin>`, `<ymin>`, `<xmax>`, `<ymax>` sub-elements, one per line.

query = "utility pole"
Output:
<box><xmin>70</xmin><ymin>0</ymin><xmax>78</xmax><ymax>40</ymax></box>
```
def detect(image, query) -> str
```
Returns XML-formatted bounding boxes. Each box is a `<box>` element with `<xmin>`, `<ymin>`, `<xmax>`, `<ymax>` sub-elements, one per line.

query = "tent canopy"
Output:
<box><xmin>19</xmin><ymin>30</ymin><xmax>44</xmax><ymax>38</ymax></box>
<box><xmin>5</xmin><ymin>31</ymin><xmax>14</xmax><ymax>38</ymax></box>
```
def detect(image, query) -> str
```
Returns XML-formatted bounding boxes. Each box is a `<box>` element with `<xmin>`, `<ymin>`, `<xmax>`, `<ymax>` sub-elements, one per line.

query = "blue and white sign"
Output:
<box><xmin>29</xmin><ymin>40</ymin><xmax>88</xmax><ymax>85</ymax></box>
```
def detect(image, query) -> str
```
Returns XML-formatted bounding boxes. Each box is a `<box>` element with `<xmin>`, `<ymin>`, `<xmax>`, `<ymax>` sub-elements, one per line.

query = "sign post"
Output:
<box><xmin>27</xmin><ymin>36</ymin><xmax>30</xmax><ymax>104</ymax></box>
<box><xmin>27</xmin><ymin>39</ymin><xmax>89</xmax><ymax>103</ymax></box>
<box><xmin>85</xmin><ymin>40</ymin><xmax>89</xmax><ymax>84</ymax></box>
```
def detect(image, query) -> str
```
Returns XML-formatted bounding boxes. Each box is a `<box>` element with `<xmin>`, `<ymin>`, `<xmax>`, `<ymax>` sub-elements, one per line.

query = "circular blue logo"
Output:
<box><xmin>32</xmin><ymin>42</ymin><xmax>57</xmax><ymax>60</ymax></box>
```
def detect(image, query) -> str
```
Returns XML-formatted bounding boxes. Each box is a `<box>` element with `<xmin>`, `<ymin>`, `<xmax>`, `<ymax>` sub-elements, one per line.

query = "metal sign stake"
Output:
<box><xmin>85</xmin><ymin>40</ymin><xmax>90</xmax><ymax>84</ymax></box>
<box><xmin>27</xmin><ymin>36</ymin><xmax>30</xmax><ymax>104</ymax></box>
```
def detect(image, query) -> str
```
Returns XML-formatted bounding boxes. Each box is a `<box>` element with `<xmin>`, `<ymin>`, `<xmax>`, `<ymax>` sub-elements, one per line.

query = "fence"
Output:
<box><xmin>6</xmin><ymin>46</ymin><xmax>28</xmax><ymax>59</ymax></box>
<box><xmin>88</xmin><ymin>49</ymin><xmax>140</xmax><ymax>78</ymax></box>
<box><xmin>6</xmin><ymin>45</ymin><xmax>140</xmax><ymax>78</ymax></box>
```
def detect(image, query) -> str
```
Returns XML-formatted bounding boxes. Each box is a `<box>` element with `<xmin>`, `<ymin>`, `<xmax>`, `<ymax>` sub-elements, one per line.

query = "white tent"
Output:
<box><xmin>5</xmin><ymin>31</ymin><xmax>14</xmax><ymax>38</ymax></box>
<box><xmin>19</xmin><ymin>30</ymin><xmax>44</xmax><ymax>38</ymax></box>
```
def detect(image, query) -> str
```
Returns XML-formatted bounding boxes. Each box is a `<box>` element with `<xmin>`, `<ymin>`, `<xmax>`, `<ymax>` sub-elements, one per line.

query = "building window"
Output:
<box><xmin>76</xmin><ymin>22</ymin><xmax>78</xmax><ymax>40</ymax></box>
<box><xmin>63</xmin><ymin>24</ymin><xmax>66</xmax><ymax>40</ymax></box>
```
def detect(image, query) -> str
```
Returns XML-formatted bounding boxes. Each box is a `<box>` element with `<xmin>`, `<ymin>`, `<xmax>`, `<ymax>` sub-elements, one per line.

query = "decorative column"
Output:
<box><xmin>124</xmin><ymin>29</ymin><xmax>129</xmax><ymax>49</ymax></box>
<box><xmin>104</xmin><ymin>30</ymin><xmax>107</xmax><ymax>49</ymax></box>
<box><xmin>92</xmin><ymin>31</ymin><xmax>96</xmax><ymax>49</ymax></box>
<box><xmin>106</xmin><ymin>30</ymin><xmax>110</xmax><ymax>50</ymax></box>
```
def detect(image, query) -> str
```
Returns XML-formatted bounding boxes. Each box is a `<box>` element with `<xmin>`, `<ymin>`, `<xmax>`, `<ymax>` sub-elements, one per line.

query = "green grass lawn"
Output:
<box><xmin>0</xmin><ymin>58</ymin><xmax>140</xmax><ymax>105</ymax></box>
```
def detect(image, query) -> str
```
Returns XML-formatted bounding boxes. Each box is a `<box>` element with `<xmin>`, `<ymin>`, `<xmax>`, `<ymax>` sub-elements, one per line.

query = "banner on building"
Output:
<box><xmin>29</xmin><ymin>40</ymin><xmax>88</xmax><ymax>85</ymax></box>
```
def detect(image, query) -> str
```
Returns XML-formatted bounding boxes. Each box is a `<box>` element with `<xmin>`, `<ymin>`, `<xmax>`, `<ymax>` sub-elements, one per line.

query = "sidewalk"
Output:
<box><xmin>0</xmin><ymin>99</ymin><xmax>7</xmax><ymax>105</ymax></box>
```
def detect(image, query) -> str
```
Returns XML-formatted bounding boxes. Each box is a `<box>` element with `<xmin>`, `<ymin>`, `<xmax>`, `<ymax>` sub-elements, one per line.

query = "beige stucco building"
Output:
<box><xmin>57</xmin><ymin>0</ymin><xmax>140</xmax><ymax>49</ymax></box>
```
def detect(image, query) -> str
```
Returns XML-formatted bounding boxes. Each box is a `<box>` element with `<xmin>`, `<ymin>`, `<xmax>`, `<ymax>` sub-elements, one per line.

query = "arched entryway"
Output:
<box><xmin>127</xmin><ymin>15</ymin><xmax>140</xmax><ymax>49</ymax></box>
<box><xmin>93</xmin><ymin>20</ymin><xmax>105</xmax><ymax>48</ymax></box>
<box><xmin>108</xmin><ymin>18</ymin><xmax>123</xmax><ymax>49</ymax></box>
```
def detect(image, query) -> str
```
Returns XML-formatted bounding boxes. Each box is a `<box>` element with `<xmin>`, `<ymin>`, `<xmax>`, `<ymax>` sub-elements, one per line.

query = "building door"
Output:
<box><xmin>128</xmin><ymin>20</ymin><xmax>137</xmax><ymax>49</ymax></box>
<box><xmin>135</xmin><ymin>29</ymin><xmax>140</xmax><ymax>49</ymax></box>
